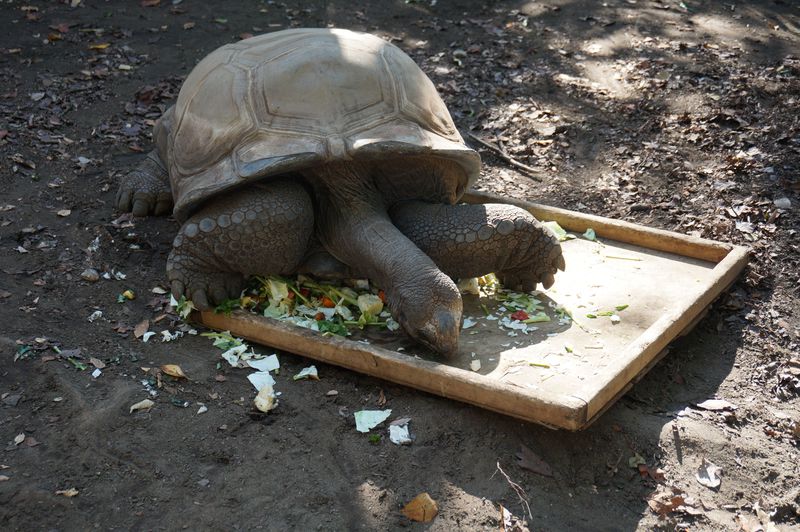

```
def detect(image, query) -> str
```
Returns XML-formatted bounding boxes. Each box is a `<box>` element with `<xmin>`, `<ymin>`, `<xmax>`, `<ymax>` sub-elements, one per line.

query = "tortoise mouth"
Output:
<box><xmin>414</xmin><ymin>312</ymin><xmax>460</xmax><ymax>359</ymax></box>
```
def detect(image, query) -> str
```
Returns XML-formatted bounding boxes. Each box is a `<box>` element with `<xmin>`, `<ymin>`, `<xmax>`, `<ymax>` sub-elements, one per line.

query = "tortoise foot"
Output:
<box><xmin>167</xmin><ymin>250</ymin><xmax>244</xmax><ymax>310</ymax></box>
<box><xmin>390</xmin><ymin>202</ymin><xmax>565</xmax><ymax>293</ymax></box>
<box><xmin>117</xmin><ymin>150</ymin><xmax>173</xmax><ymax>217</ymax></box>
<box><xmin>497</xmin><ymin>226</ymin><xmax>565</xmax><ymax>292</ymax></box>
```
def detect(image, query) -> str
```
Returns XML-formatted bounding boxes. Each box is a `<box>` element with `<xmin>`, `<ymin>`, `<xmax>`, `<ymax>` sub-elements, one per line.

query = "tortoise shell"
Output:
<box><xmin>154</xmin><ymin>28</ymin><xmax>480</xmax><ymax>221</ymax></box>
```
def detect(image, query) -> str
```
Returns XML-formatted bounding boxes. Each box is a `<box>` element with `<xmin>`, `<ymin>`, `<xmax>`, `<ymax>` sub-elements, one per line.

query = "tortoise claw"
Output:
<box><xmin>191</xmin><ymin>289</ymin><xmax>211</xmax><ymax>311</ymax></box>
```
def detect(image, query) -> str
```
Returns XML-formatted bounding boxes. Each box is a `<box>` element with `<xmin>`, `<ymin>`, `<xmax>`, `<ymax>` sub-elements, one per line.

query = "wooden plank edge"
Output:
<box><xmin>463</xmin><ymin>190</ymin><xmax>733</xmax><ymax>263</ymax></box>
<box><xmin>574</xmin><ymin>245</ymin><xmax>750</xmax><ymax>422</ymax></box>
<box><xmin>579</xmin><ymin>347</ymin><xmax>671</xmax><ymax>430</ymax></box>
<box><xmin>196</xmin><ymin>310</ymin><xmax>590</xmax><ymax>430</ymax></box>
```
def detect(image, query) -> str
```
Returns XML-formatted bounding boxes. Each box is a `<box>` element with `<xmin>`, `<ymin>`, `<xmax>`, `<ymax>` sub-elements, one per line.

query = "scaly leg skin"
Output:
<box><xmin>167</xmin><ymin>179</ymin><xmax>314</xmax><ymax>310</ymax></box>
<box><xmin>305</xmin><ymin>162</ymin><xmax>463</xmax><ymax>358</ymax></box>
<box><xmin>116</xmin><ymin>150</ymin><xmax>174</xmax><ymax>217</ymax></box>
<box><xmin>390</xmin><ymin>202</ymin><xmax>565</xmax><ymax>292</ymax></box>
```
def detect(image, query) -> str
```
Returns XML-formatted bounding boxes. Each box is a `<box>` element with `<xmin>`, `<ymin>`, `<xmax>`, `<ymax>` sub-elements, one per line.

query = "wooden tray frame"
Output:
<box><xmin>197</xmin><ymin>191</ymin><xmax>749</xmax><ymax>430</ymax></box>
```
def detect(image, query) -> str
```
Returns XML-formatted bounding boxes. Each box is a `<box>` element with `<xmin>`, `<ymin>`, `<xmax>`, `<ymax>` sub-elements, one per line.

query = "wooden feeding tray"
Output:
<box><xmin>197</xmin><ymin>191</ymin><xmax>749</xmax><ymax>430</ymax></box>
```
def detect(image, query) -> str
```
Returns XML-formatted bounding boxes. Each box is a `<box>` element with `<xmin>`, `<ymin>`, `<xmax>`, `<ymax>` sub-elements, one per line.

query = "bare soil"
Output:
<box><xmin>1</xmin><ymin>1</ymin><xmax>799</xmax><ymax>530</ymax></box>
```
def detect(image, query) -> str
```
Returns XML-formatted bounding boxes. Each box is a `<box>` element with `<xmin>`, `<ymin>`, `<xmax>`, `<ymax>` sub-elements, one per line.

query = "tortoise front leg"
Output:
<box><xmin>116</xmin><ymin>150</ymin><xmax>174</xmax><ymax>217</ymax></box>
<box><xmin>167</xmin><ymin>179</ymin><xmax>314</xmax><ymax>309</ymax></box>
<box><xmin>390</xmin><ymin>202</ymin><xmax>565</xmax><ymax>292</ymax></box>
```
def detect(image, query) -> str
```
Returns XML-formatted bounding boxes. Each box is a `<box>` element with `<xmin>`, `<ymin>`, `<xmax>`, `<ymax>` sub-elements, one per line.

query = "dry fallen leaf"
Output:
<box><xmin>515</xmin><ymin>444</ymin><xmax>554</xmax><ymax>477</ymax></box>
<box><xmin>88</xmin><ymin>43</ymin><xmax>110</xmax><ymax>50</ymax></box>
<box><xmin>134</xmin><ymin>319</ymin><xmax>149</xmax><ymax>339</ymax></box>
<box><xmin>55</xmin><ymin>488</ymin><xmax>79</xmax><ymax>497</ymax></box>
<box><xmin>160</xmin><ymin>364</ymin><xmax>187</xmax><ymax>379</ymax></box>
<box><xmin>401</xmin><ymin>492</ymin><xmax>438</xmax><ymax>522</ymax></box>
<box><xmin>89</xmin><ymin>357</ymin><xmax>106</xmax><ymax>369</ymax></box>
<box><xmin>647</xmin><ymin>492</ymin><xmax>685</xmax><ymax>517</ymax></box>
<box><xmin>696</xmin><ymin>458</ymin><xmax>721</xmax><ymax>489</ymax></box>
<box><xmin>696</xmin><ymin>399</ymin><xmax>737</xmax><ymax>411</ymax></box>
<box><xmin>129</xmin><ymin>399</ymin><xmax>154</xmax><ymax>414</ymax></box>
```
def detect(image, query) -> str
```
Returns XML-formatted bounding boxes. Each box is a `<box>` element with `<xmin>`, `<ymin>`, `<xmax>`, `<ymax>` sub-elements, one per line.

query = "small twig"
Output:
<box><xmin>672</xmin><ymin>422</ymin><xmax>683</xmax><ymax>465</ymax></box>
<box><xmin>466</xmin><ymin>133</ymin><xmax>543</xmax><ymax>181</ymax></box>
<box><xmin>492</xmin><ymin>461</ymin><xmax>533</xmax><ymax>522</ymax></box>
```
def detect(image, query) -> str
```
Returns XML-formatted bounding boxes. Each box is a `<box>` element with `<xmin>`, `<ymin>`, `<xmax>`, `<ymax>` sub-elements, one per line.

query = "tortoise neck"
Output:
<box><xmin>305</xmin><ymin>160</ymin><xmax>462</xmax><ymax>356</ymax></box>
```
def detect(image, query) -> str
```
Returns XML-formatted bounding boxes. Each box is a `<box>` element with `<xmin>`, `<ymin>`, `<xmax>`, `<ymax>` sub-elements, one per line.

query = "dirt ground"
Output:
<box><xmin>1</xmin><ymin>0</ymin><xmax>799</xmax><ymax>530</ymax></box>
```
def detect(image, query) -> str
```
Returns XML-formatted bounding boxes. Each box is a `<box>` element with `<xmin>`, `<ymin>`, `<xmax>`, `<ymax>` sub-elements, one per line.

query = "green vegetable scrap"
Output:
<box><xmin>543</xmin><ymin>221</ymin><xmax>575</xmax><ymax>242</ymax></box>
<box><xmin>67</xmin><ymin>357</ymin><xmax>87</xmax><ymax>371</ymax></box>
<box><xmin>201</xmin><ymin>330</ymin><xmax>244</xmax><ymax>351</ymax></box>
<box><xmin>586</xmin><ymin>305</ymin><xmax>629</xmax><ymax>321</ymax></box>
<box><xmin>582</xmin><ymin>228</ymin><xmax>597</xmax><ymax>241</ymax></box>
<box><xmin>523</xmin><ymin>312</ymin><xmax>551</xmax><ymax>324</ymax></box>
<box><xmin>318</xmin><ymin>320</ymin><xmax>348</xmax><ymax>336</ymax></box>
<box><xmin>173</xmin><ymin>295</ymin><xmax>196</xmax><ymax>319</ymax></box>
<box><xmin>214</xmin><ymin>298</ymin><xmax>241</xmax><ymax>316</ymax></box>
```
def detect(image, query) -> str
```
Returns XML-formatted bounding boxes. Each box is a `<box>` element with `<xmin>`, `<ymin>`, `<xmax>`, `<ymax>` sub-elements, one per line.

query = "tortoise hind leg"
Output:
<box><xmin>116</xmin><ymin>150</ymin><xmax>173</xmax><ymax>217</ymax></box>
<box><xmin>390</xmin><ymin>201</ymin><xmax>565</xmax><ymax>292</ymax></box>
<box><xmin>167</xmin><ymin>179</ymin><xmax>314</xmax><ymax>309</ymax></box>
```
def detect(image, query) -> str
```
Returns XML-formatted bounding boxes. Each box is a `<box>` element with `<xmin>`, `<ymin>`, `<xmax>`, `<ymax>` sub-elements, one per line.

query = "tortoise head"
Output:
<box><xmin>388</xmin><ymin>271</ymin><xmax>463</xmax><ymax>358</ymax></box>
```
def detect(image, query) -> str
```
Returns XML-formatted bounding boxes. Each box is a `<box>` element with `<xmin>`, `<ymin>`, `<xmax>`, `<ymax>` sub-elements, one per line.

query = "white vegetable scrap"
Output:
<box><xmin>335</xmin><ymin>304</ymin><xmax>353</xmax><ymax>321</ymax></box>
<box><xmin>247</xmin><ymin>371</ymin><xmax>276</xmax><ymax>392</ymax></box>
<box><xmin>499</xmin><ymin>316</ymin><xmax>533</xmax><ymax>333</ymax></box>
<box><xmin>293</xmin><ymin>366</ymin><xmax>319</xmax><ymax>381</ymax></box>
<box><xmin>354</xmin><ymin>409</ymin><xmax>392</xmax><ymax>433</ymax></box>
<box><xmin>389</xmin><ymin>424</ymin><xmax>413</xmax><ymax>445</ymax></box>
<box><xmin>141</xmin><ymin>331</ymin><xmax>156</xmax><ymax>343</ymax></box>
<box><xmin>246</xmin><ymin>354</ymin><xmax>280</xmax><ymax>372</ymax></box>
<box><xmin>87</xmin><ymin>310</ymin><xmax>103</xmax><ymax>322</ymax></box>
<box><xmin>462</xmin><ymin>317</ymin><xmax>477</xmax><ymax>330</ymax></box>
<box><xmin>357</xmin><ymin>294</ymin><xmax>383</xmax><ymax>316</ymax></box>
<box><xmin>457</xmin><ymin>277</ymin><xmax>480</xmax><ymax>295</ymax></box>
<box><xmin>160</xmin><ymin>330</ymin><xmax>183</xmax><ymax>342</ymax></box>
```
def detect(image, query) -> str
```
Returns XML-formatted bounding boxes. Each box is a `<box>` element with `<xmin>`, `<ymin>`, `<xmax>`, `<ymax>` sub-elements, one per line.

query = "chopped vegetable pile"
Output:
<box><xmin>210</xmin><ymin>275</ymin><xmax>399</xmax><ymax>338</ymax></box>
<box><xmin>191</xmin><ymin>272</ymin><xmax>583</xmax><ymax>342</ymax></box>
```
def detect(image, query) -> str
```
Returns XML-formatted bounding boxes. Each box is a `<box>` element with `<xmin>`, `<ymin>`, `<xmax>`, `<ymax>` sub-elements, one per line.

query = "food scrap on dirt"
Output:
<box><xmin>354</xmin><ymin>409</ymin><xmax>392</xmax><ymax>433</ymax></box>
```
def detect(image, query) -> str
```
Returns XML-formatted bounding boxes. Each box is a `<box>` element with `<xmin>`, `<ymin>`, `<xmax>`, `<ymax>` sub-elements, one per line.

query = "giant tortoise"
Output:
<box><xmin>116</xmin><ymin>28</ymin><xmax>564</xmax><ymax>357</ymax></box>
